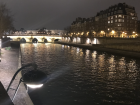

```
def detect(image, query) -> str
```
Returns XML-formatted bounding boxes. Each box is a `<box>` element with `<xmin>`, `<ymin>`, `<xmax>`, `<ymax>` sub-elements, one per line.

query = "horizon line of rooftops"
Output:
<box><xmin>14</xmin><ymin>29</ymin><xmax>64</xmax><ymax>32</ymax></box>
<box><xmin>71</xmin><ymin>2</ymin><xmax>137</xmax><ymax>24</ymax></box>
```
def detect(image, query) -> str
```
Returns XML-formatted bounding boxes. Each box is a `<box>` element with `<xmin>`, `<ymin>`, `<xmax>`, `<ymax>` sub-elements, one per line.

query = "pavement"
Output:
<box><xmin>0</xmin><ymin>46</ymin><xmax>33</xmax><ymax>105</ymax></box>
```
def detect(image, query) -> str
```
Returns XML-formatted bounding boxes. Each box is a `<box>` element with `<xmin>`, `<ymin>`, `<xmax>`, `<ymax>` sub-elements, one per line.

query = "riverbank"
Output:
<box><xmin>55</xmin><ymin>42</ymin><xmax>140</xmax><ymax>59</ymax></box>
<box><xmin>0</xmin><ymin>46</ymin><xmax>33</xmax><ymax>105</ymax></box>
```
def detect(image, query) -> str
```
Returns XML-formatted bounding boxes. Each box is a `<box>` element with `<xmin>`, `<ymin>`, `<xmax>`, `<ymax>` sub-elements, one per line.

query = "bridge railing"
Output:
<box><xmin>7</xmin><ymin>34</ymin><xmax>63</xmax><ymax>37</ymax></box>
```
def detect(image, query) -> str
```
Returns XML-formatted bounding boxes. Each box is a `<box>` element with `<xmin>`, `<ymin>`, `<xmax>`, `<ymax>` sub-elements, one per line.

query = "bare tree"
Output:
<box><xmin>0</xmin><ymin>2</ymin><xmax>14</xmax><ymax>37</ymax></box>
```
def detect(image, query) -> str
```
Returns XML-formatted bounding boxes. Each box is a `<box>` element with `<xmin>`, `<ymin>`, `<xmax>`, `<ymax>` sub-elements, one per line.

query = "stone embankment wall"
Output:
<box><xmin>57</xmin><ymin>41</ymin><xmax>140</xmax><ymax>59</ymax></box>
<box><xmin>104</xmin><ymin>43</ymin><xmax>140</xmax><ymax>52</ymax></box>
<box><xmin>98</xmin><ymin>38</ymin><xmax>140</xmax><ymax>44</ymax></box>
<box><xmin>62</xmin><ymin>37</ymin><xmax>140</xmax><ymax>44</ymax></box>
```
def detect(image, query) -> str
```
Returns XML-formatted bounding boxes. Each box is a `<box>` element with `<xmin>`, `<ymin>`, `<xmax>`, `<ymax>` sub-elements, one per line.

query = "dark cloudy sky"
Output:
<box><xmin>0</xmin><ymin>0</ymin><xmax>140</xmax><ymax>30</ymax></box>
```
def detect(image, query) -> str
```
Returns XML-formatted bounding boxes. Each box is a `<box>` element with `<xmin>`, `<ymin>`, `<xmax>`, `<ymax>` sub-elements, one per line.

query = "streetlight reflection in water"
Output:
<box><xmin>20</xmin><ymin>43</ymin><xmax>140</xmax><ymax>105</ymax></box>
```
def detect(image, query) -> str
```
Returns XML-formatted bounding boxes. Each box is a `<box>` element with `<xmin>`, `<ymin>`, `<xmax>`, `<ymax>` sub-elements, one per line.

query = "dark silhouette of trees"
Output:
<box><xmin>0</xmin><ymin>2</ymin><xmax>14</xmax><ymax>37</ymax></box>
<box><xmin>64</xmin><ymin>26</ymin><xmax>71</xmax><ymax>35</ymax></box>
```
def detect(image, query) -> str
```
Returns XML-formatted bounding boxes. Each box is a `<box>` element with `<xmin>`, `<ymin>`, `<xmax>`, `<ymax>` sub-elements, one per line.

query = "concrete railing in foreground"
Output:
<box><xmin>0</xmin><ymin>81</ymin><xmax>14</xmax><ymax>105</ymax></box>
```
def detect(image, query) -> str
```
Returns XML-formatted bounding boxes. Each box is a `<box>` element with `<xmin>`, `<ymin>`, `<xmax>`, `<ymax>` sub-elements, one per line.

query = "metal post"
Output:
<box><xmin>12</xmin><ymin>78</ymin><xmax>22</xmax><ymax>101</ymax></box>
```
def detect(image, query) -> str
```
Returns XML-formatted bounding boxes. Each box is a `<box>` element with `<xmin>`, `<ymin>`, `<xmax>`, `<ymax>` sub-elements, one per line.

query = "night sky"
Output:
<box><xmin>0</xmin><ymin>0</ymin><xmax>140</xmax><ymax>30</ymax></box>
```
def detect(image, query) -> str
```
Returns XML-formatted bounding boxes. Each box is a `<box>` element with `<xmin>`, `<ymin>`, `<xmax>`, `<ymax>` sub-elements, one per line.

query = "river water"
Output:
<box><xmin>20</xmin><ymin>43</ymin><xmax>140</xmax><ymax>105</ymax></box>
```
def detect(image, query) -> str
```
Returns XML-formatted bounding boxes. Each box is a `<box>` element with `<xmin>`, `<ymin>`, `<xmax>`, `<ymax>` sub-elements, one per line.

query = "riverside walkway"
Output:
<box><xmin>0</xmin><ymin>46</ymin><xmax>33</xmax><ymax>105</ymax></box>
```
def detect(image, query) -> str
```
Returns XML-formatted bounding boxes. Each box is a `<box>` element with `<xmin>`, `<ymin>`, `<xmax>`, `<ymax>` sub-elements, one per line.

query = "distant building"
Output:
<box><xmin>12</xmin><ymin>29</ymin><xmax>66</xmax><ymax>36</ymax></box>
<box><xmin>137</xmin><ymin>20</ymin><xmax>140</xmax><ymax>34</ymax></box>
<box><xmin>70</xmin><ymin>3</ymin><xmax>138</xmax><ymax>38</ymax></box>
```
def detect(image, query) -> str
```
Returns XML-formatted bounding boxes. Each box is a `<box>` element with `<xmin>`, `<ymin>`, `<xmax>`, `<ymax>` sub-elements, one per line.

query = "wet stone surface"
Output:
<box><xmin>0</xmin><ymin>47</ymin><xmax>29</xmax><ymax>105</ymax></box>
<box><xmin>21</xmin><ymin>43</ymin><xmax>140</xmax><ymax>105</ymax></box>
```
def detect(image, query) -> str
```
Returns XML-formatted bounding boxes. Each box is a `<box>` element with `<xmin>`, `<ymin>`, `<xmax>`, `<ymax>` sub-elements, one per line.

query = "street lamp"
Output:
<box><xmin>7</xmin><ymin>63</ymin><xmax>47</xmax><ymax>101</ymax></box>
<box><xmin>112</xmin><ymin>30</ymin><xmax>115</xmax><ymax>34</ymax></box>
<box><xmin>112</xmin><ymin>30</ymin><xmax>115</xmax><ymax>37</ymax></box>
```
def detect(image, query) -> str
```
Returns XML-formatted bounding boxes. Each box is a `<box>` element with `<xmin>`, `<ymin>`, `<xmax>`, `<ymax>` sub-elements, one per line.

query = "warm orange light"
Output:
<box><xmin>112</xmin><ymin>30</ymin><xmax>115</xmax><ymax>34</ymax></box>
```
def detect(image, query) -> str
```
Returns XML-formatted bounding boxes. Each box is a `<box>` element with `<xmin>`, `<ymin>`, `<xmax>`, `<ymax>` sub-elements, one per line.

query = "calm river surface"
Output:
<box><xmin>20</xmin><ymin>43</ymin><xmax>140</xmax><ymax>105</ymax></box>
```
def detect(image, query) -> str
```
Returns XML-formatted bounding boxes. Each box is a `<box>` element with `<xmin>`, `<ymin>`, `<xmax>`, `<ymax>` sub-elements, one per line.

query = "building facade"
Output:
<box><xmin>70</xmin><ymin>3</ymin><xmax>138</xmax><ymax>38</ymax></box>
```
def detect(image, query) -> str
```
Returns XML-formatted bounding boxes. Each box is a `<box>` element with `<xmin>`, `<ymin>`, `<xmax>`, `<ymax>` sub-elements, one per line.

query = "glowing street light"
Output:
<box><xmin>112</xmin><ymin>30</ymin><xmax>115</xmax><ymax>34</ymax></box>
<box><xmin>7</xmin><ymin>63</ymin><xmax>47</xmax><ymax>101</ymax></box>
<box><xmin>26</xmin><ymin>84</ymin><xmax>43</xmax><ymax>88</ymax></box>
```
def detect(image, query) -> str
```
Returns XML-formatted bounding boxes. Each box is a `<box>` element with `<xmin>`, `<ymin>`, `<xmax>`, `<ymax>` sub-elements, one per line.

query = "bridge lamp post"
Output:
<box><xmin>7</xmin><ymin>63</ymin><xmax>47</xmax><ymax>101</ymax></box>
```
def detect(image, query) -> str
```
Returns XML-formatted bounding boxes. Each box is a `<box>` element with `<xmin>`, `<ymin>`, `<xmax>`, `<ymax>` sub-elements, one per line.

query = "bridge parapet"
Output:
<box><xmin>7</xmin><ymin>35</ymin><xmax>62</xmax><ymax>42</ymax></box>
<box><xmin>8</xmin><ymin>34</ymin><xmax>63</xmax><ymax>37</ymax></box>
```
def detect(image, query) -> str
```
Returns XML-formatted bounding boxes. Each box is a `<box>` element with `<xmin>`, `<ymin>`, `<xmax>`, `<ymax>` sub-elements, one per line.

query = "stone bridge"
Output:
<box><xmin>7</xmin><ymin>35</ymin><xmax>62</xmax><ymax>43</ymax></box>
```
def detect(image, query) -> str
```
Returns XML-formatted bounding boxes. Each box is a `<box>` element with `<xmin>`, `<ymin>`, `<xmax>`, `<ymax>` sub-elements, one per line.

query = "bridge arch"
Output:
<box><xmin>10</xmin><ymin>38</ymin><xmax>13</xmax><ymax>41</ymax></box>
<box><xmin>32</xmin><ymin>38</ymin><xmax>38</xmax><ymax>43</ymax></box>
<box><xmin>44</xmin><ymin>39</ymin><xmax>48</xmax><ymax>43</ymax></box>
<box><xmin>20</xmin><ymin>38</ymin><xmax>26</xmax><ymax>43</ymax></box>
<box><xmin>54</xmin><ymin>39</ymin><xmax>61</xmax><ymax>42</ymax></box>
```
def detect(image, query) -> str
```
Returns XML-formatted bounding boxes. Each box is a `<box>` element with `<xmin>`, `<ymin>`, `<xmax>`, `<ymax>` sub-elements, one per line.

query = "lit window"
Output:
<box><xmin>111</xmin><ymin>16</ymin><xmax>113</xmax><ymax>19</ymax></box>
<box><xmin>118</xmin><ymin>15</ymin><xmax>122</xmax><ymax>18</ymax></box>
<box><xmin>108</xmin><ymin>21</ymin><xmax>110</xmax><ymax>23</ymax></box>
<box><xmin>115</xmin><ymin>19</ymin><xmax>117</xmax><ymax>22</ymax></box>
<box><xmin>118</xmin><ymin>23</ymin><xmax>122</xmax><ymax>26</ymax></box>
<box><xmin>111</xmin><ymin>20</ymin><xmax>113</xmax><ymax>23</ymax></box>
<box><xmin>118</xmin><ymin>19</ymin><xmax>121</xmax><ymax>22</ymax></box>
<box><xmin>130</xmin><ymin>13</ymin><xmax>134</xmax><ymax>16</ymax></box>
<box><xmin>132</xmin><ymin>17</ymin><xmax>135</xmax><ymax>19</ymax></box>
<box><xmin>115</xmin><ymin>15</ymin><xmax>117</xmax><ymax>18</ymax></box>
<box><xmin>118</xmin><ymin>19</ymin><xmax>124</xmax><ymax>22</ymax></box>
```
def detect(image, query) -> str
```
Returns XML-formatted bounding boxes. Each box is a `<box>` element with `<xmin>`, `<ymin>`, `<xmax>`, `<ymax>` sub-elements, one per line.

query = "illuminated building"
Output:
<box><xmin>70</xmin><ymin>3</ymin><xmax>138</xmax><ymax>38</ymax></box>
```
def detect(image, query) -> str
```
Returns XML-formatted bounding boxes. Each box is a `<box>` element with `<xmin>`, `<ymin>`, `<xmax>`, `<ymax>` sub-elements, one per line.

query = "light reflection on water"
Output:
<box><xmin>20</xmin><ymin>43</ymin><xmax>140</xmax><ymax>105</ymax></box>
